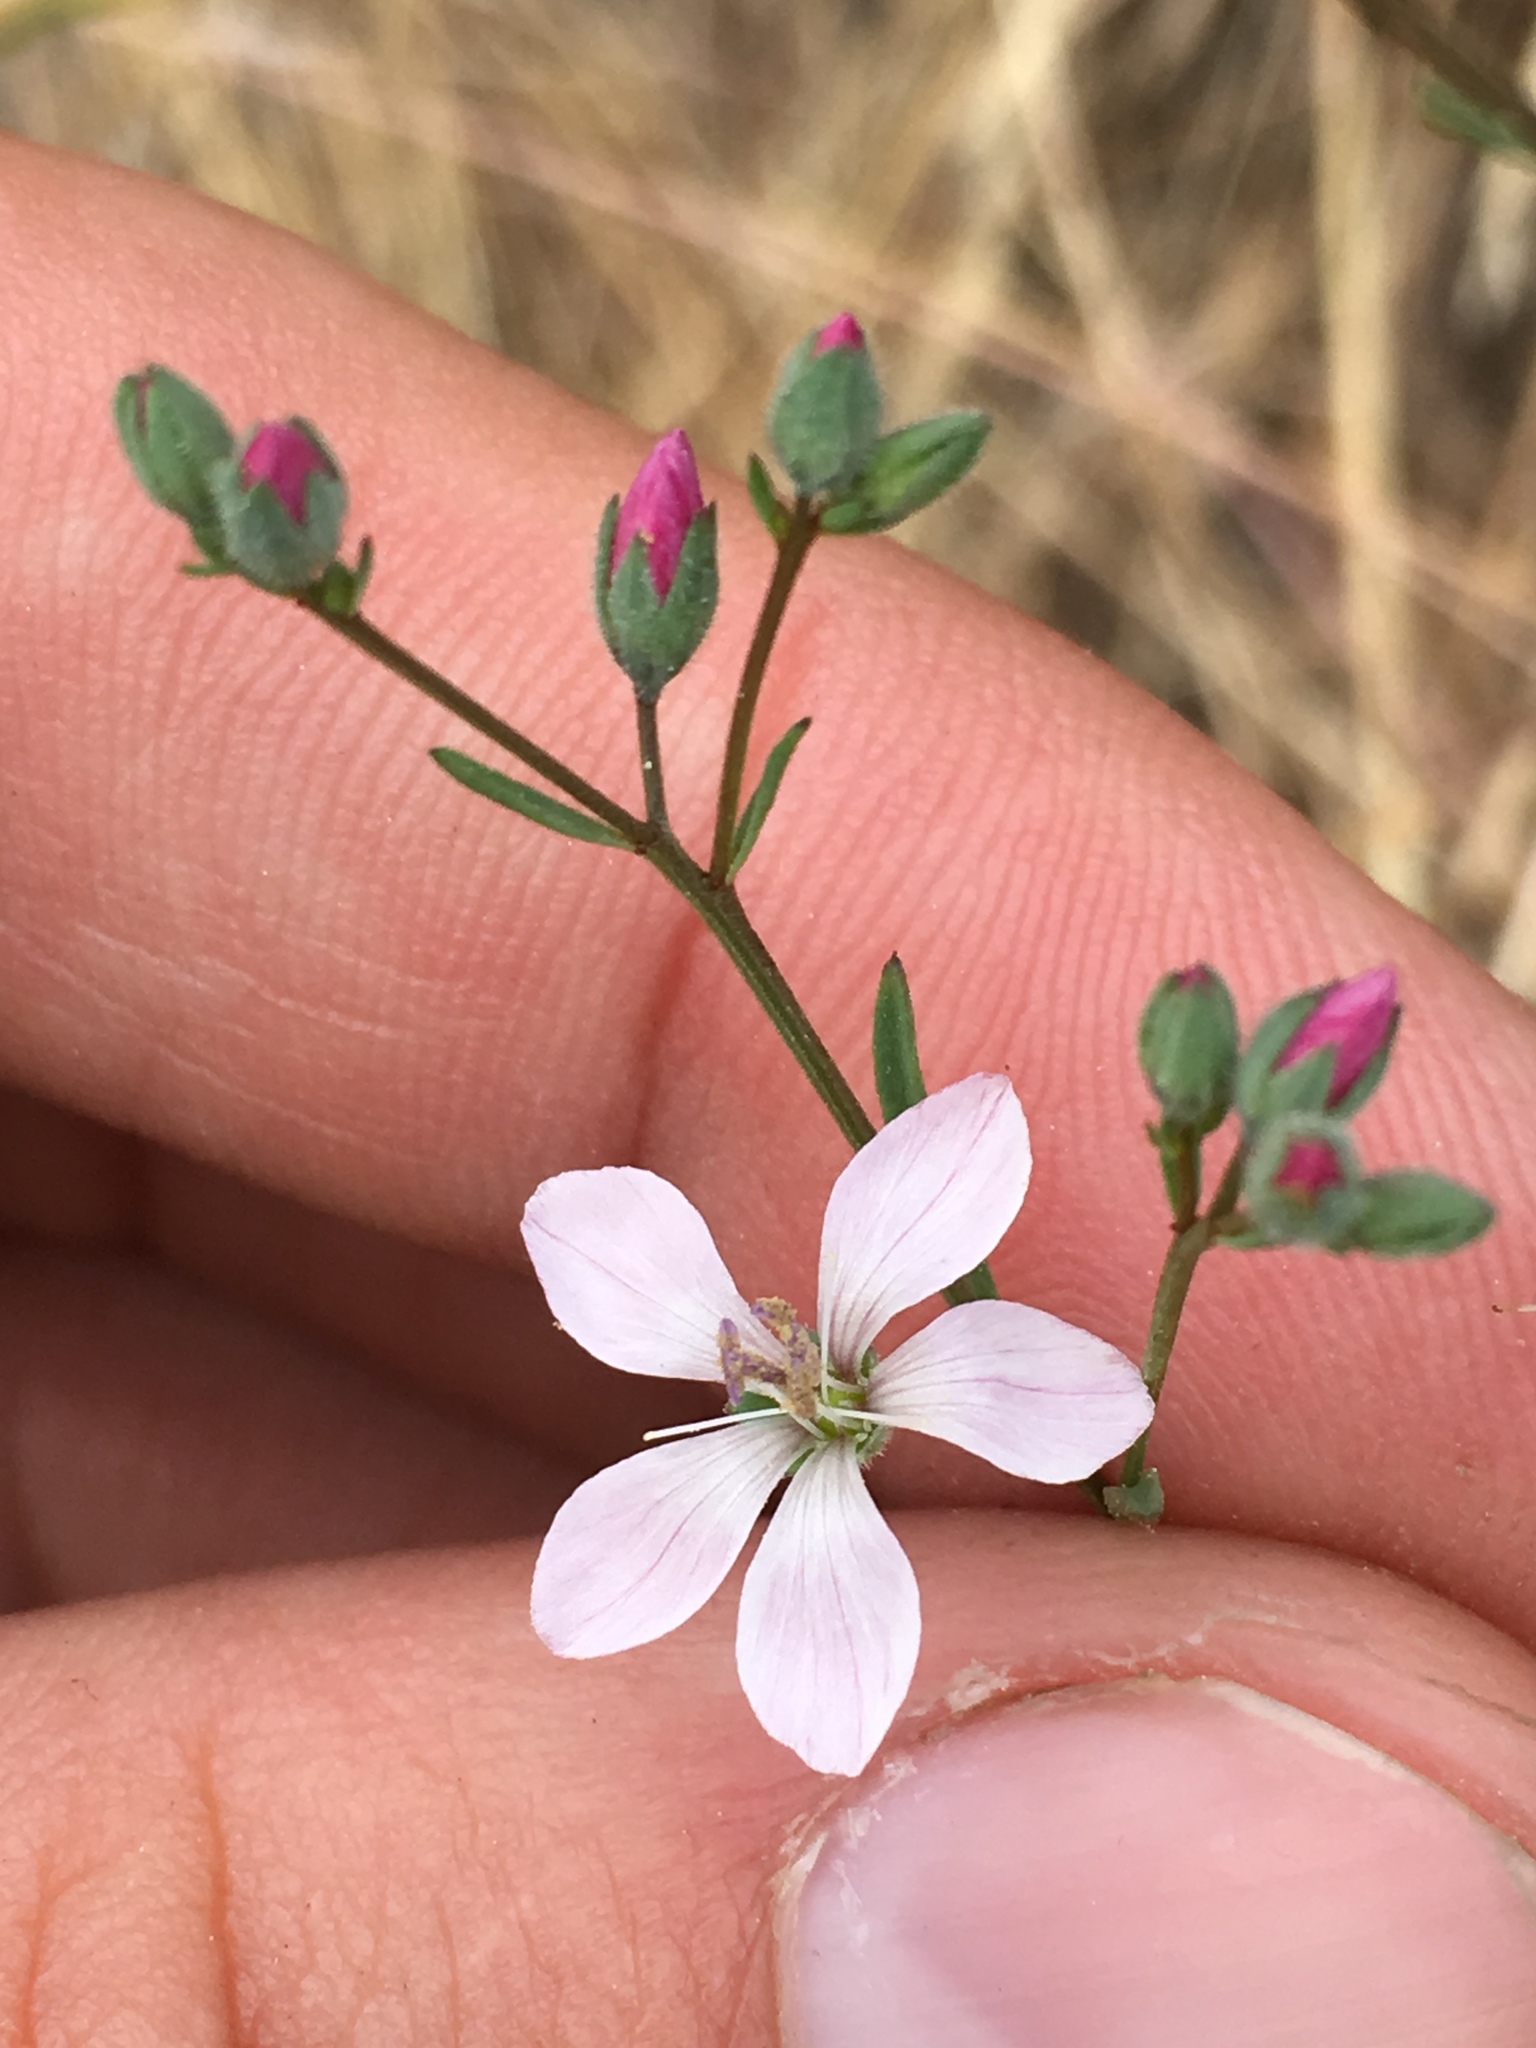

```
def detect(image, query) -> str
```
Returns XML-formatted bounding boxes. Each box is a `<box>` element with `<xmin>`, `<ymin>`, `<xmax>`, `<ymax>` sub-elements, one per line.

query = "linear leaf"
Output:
<box><xmin>745</xmin><ymin>452</ymin><xmax>791</xmax><ymax>541</ymax></box>
<box><xmin>431</xmin><ymin>748</ymin><xmax>630</xmax><ymax>848</ymax></box>
<box><xmin>872</xmin><ymin>953</ymin><xmax>927</xmax><ymax>1122</ymax></box>
<box><xmin>726</xmin><ymin>716</ymin><xmax>811</xmax><ymax>881</ymax></box>
<box><xmin>873</xmin><ymin>957</ymin><xmax>998</xmax><ymax>1302</ymax></box>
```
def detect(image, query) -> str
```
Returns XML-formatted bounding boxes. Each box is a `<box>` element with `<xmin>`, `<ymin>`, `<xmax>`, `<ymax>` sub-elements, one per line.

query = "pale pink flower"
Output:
<box><xmin>522</xmin><ymin>1075</ymin><xmax>1153</xmax><ymax>1776</ymax></box>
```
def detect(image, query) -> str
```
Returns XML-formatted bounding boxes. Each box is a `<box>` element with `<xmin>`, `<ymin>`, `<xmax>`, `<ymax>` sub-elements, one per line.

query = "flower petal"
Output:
<box><xmin>531</xmin><ymin>1416</ymin><xmax>803</xmax><ymax>1657</ymax></box>
<box><xmin>735</xmin><ymin>1441</ymin><xmax>920</xmax><ymax>1775</ymax></box>
<box><xmin>523</xmin><ymin>1166</ymin><xmax>755</xmax><ymax>1380</ymax></box>
<box><xmin>871</xmin><ymin>1299</ymin><xmax>1154</xmax><ymax>1483</ymax></box>
<box><xmin>819</xmin><ymin>1074</ymin><xmax>1030</xmax><ymax>1366</ymax></box>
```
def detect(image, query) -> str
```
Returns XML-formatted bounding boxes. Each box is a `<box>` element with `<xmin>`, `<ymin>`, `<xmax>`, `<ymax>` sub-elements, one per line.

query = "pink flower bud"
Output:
<box><xmin>610</xmin><ymin>429</ymin><xmax>704</xmax><ymax>600</ymax></box>
<box><xmin>1272</xmin><ymin>1137</ymin><xmax>1347</xmax><ymax>1201</ymax></box>
<box><xmin>240</xmin><ymin>420</ymin><xmax>335</xmax><ymax>523</ymax></box>
<box><xmin>1276</xmin><ymin>965</ymin><xmax>1398</xmax><ymax>1107</ymax></box>
<box><xmin>813</xmin><ymin>311</ymin><xmax>867</xmax><ymax>356</ymax></box>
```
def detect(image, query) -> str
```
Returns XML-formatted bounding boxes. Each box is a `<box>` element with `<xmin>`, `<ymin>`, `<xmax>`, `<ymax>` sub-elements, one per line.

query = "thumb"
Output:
<box><xmin>781</xmin><ymin>1517</ymin><xmax>1536</xmax><ymax>2048</ymax></box>
<box><xmin>7</xmin><ymin>1514</ymin><xmax>1536</xmax><ymax>2046</ymax></box>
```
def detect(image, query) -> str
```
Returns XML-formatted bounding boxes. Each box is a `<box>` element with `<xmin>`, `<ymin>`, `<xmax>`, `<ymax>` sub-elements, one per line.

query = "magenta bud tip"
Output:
<box><xmin>1277</xmin><ymin>965</ymin><xmax>1398</xmax><ymax>1107</ymax></box>
<box><xmin>610</xmin><ymin>428</ymin><xmax>705</xmax><ymax>599</ymax></box>
<box><xmin>240</xmin><ymin>420</ymin><xmax>333</xmax><ymax>523</ymax></box>
<box><xmin>1273</xmin><ymin>1137</ymin><xmax>1347</xmax><ymax>1201</ymax></box>
<box><xmin>813</xmin><ymin>312</ymin><xmax>867</xmax><ymax>356</ymax></box>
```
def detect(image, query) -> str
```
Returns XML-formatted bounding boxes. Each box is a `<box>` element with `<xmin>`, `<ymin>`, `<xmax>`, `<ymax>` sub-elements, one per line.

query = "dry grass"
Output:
<box><xmin>5</xmin><ymin>0</ymin><xmax>1536</xmax><ymax>989</ymax></box>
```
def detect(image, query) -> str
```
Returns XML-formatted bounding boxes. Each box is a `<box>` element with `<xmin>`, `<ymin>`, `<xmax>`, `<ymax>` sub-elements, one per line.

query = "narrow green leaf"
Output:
<box><xmin>871</xmin><ymin>957</ymin><xmax>998</xmax><ymax>1301</ymax></box>
<box><xmin>872</xmin><ymin>955</ymin><xmax>927</xmax><ymax>1123</ymax></box>
<box><xmin>1418</xmin><ymin>75</ymin><xmax>1536</xmax><ymax>159</ymax></box>
<box><xmin>745</xmin><ymin>453</ymin><xmax>791</xmax><ymax>542</ymax></box>
<box><xmin>430</xmin><ymin>748</ymin><xmax>630</xmax><ymax>848</ymax></box>
<box><xmin>726</xmin><ymin>716</ymin><xmax>811</xmax><ymax>881</ymax></box>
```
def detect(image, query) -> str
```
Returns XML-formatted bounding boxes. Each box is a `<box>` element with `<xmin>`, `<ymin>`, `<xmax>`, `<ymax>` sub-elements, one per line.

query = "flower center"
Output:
<box><xmin>716</xmin><ymin>1298</ymin><xmax>888</xmax><ymax>1458</ymax></box>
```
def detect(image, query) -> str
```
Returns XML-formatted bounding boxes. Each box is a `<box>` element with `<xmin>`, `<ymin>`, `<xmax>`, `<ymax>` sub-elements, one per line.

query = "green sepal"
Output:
<box><xmin>1103</xmin><ymin>1469</ymin><xmax>1164</xmax><ymax>1523</ymax></box>
<box><xmin>209</xmin><ymin>419</ymin><xmax>347</xmax><ymax>594</ymax></box>
<box><xmin>727</xmin><ymin>716</ymin><xmax>811</xmax><ymax>881</ymax></box>
<box><xmin>1418</xmin><ymin>75</ymin><xmax>1536</xmax><ymax>159</ymax></box>
<box><xmin>1211</xmin><ymin>1208</ymin><xmax>1266</xmax><ymax>1250</ymax></box>
<box><xmin>594</xmin><ymin>501</ymin><xmax>719</xmax><ymax>703</ymax></box>
<box><xmin>872</xmin><ymin>954</ymin><xmax>927</xmax><ymax>1124</ymax></box>
<box><xmin>1241</xmin><ymin>1113</ymin><xmax>1364</xmax><ymax>1249</ymax></box>
<box><xmin>1138</xmin><ymin>965</ymin><xmax>1239</xmax><ymax>1136</ymax></box>
<box><xmin>819</xmin><ymin>412</ymin><xmax>991</xmax><ymax>534</ymax></box>
<box><xmin>114</xmin><ymin>365</ymin><xmax>234</xmax><ymax>562</ymax></box>
<box><xmin>767</xmin><ymin>332</ymin><xmax>882</xmax><ymax>496</ymax></box>
<box><xmin>746</xmin><ymin>452</ymin><xmax>791</xmax><ymax>542</ymax></box>
<box><xmin>314</xmin><ymin>536</ymin><xmax>374</xmax><ymax>617</ymax></box>
<box><xmin>430</xmin><ymin>748</ymin><xmax>631</xmax><ymax>848</ymax></box>
<box><xmin>1342</xmin><ymin>1171</ymin><xmax>1495</xmax><ymax>1258</ymax></box>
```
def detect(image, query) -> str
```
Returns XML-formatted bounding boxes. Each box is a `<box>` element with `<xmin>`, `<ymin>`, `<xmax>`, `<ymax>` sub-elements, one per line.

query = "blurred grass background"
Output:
<box><xmin>4</xmin><ymin>0</ymin><xmax>1536</xmax><ymax>991</ymax></box>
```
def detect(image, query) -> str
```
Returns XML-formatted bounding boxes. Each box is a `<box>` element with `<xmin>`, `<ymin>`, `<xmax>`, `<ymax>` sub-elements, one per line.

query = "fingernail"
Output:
<box><xmin>778</xmin><ymin>1677</ymin><xmax>1536</xmax><ymax>2047</ymax></box>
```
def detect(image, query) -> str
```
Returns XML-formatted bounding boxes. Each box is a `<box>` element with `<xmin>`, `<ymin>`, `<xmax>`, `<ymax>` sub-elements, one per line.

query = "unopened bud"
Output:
<box><xmin>1242</xmin><ymin>1115</ymin><xmax>1363</xmax><ymax>1248</ymax></box>
<box><xmin>213</xmin><ymin>418</ymin><xmax>347</xmax><ymax>593</ymax></box>
<box><xmin>1138</xmin><ymin>963</ymin><xmax>1238</xmax><ymax>1135</ymax></box>
<box><xmin>767</xmin><ymin>314</ymin><xmax>882</xmax><ymax>496</ymax></box>
<box><xmin>113</xmin><ymin>365</ymin><xmax>233</xmax><ymax>561</ymax></box>
<box><xmin>595</xmin><ymin>431</ymin><xmax>718</xmax><ymax>701</ymax></box>
<box><xmin>1237</xmin><ymin>966</ymin><xmax>1400</xmax><ymax>1123</ymax></box>
<box><xmin>1276</xmin><ymin>966</ymin><xmax>1398</xmax><ymax>1108</ymax></box>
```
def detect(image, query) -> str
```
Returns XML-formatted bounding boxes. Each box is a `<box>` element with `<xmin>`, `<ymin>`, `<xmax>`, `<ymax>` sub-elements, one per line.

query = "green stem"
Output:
<box><xmin>652</xmin><ymin>849</ymin><xmax>876</xmax><ymax>1150</ymax></box>
<box><xmin>636</xmin><ymin>696</ymin><xmax>669</xmax><ymax>830</ymax></box>
<box><xmin>294</xmin><ymin>594</ymin><xmax>875</xmax><ymax>1150</ymax></box>
<box><xmin>707</xmin><ymin>497</ymin><xmax>819</xmax><ymax>886</ymax></box>
<box><xmin>305</xmin><ymin>601</ymin><xmax>649</xmax><ymax>847</ymax></box>
<box><xmin>1114</xmin><ymin>1142</ymin><xmax>1248</xmax><ymax>1494</ymax></box>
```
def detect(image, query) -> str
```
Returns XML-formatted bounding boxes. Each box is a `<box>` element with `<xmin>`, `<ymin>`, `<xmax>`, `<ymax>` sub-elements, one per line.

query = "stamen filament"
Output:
<box><xmin>642</xmin><ymin>1408</ymin><xmax>791</xmax><ymax>1444</ymax></box>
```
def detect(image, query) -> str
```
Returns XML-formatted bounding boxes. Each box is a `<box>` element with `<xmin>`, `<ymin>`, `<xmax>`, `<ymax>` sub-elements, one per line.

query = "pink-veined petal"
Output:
<box><xmin>531</xmin><ymin>1416</ymin><xmax>803</xmax><ymax>1657</ymax></box>
<box><xmin>735</xmin><ymin>1441</ymin><xmax>920</xmax><ymax>1775</ymax></box>
<box><xmin>523</xmin><ymin>1166</ymin><xmax>756</xmax><ymax>1380</ymax></box>
<box><xmin>871</xmin><ymin>1299</ymin><xmax>1153</xmax><ymax>1483</ymax></box>
<box><xmin>819</xmin><ymin>1074</ymin><xmax>1030</xmax><ymax>1367</ymax></box>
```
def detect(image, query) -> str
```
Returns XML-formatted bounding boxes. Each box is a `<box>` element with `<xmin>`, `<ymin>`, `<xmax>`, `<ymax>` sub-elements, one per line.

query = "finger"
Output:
<box><xmin>1</xmin><ymin>1521</ymin><xmax>1534</xmax><ymax>2045</ymax></box>
<box><xmin>0</xmin><ymin>137</ymin><xmax>1532</xmax><ymax>1637</ymax></box>
<box><xmin>0</xmin><ymin>1243</ymin><xmax>579</xmax><ymax>1603</ymax></box>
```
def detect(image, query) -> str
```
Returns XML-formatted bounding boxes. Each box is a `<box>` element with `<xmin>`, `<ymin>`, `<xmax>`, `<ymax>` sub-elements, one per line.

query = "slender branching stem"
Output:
<box><xmin>1111</xmin><ymin>1142</ymin><xmax>1249</xmax><ymax>1495</ymax></box>
<box><xmin>707</xmin><ymin>498</ymin><xmax>820</xmax><ymax>887</ymax></box>
<box><xmin>304</xmin><ymin>601</ymin><xmax>649</xmax><ymax>846</ymax></box>
<box><xmin>295</xmin><ymin>592</ymin><xmax>876</xmax><ymax>1151</ymax></box>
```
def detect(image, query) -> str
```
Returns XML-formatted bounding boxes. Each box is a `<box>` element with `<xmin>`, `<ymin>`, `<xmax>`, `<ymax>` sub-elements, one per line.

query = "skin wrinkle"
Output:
<box><xmin>188</xmin><ymin>1734</ymin><xmax>250</xmax><ymax>2048</ymax></box>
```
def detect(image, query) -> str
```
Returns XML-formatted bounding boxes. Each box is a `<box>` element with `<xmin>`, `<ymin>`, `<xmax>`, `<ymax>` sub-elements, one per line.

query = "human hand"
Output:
<box><xmin>1</xmin><ymin>134</ymin><xmax>1535</xmax><ymax>2044</ymax></box>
